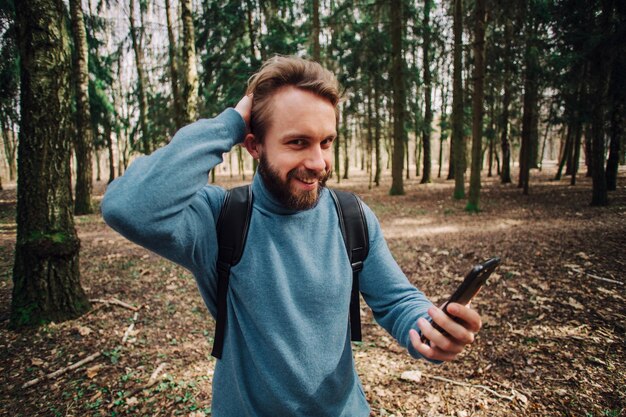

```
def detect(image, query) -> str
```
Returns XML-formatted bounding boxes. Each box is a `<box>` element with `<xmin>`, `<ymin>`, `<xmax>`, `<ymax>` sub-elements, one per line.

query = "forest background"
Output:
<box><xmin>0</xmin><ymin>0</ymin><xmax>625</xmax><ymax>416</ymax></box>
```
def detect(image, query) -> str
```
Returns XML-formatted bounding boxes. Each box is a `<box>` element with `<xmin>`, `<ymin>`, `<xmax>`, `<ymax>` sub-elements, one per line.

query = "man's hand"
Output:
<box><xmin>234</xmin><ymin>94</ymin><xmax>253</xmax><ymax>131</ymax></box>
<box><xmin>408</xmin><ymin>303</ymin><xmax>482</xmax><ymax>361</ymax></box>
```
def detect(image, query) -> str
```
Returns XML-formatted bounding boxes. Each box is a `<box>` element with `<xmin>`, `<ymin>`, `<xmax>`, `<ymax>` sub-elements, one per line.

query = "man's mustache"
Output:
<box><xmin>287</xmin><ymin>168</ymin><xmax>331</xmax><ymax>183</ymax></box>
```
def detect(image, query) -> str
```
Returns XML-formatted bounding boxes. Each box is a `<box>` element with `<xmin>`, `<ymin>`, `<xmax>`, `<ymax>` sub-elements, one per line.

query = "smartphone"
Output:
<box><xmin>420</xmin><ymin>257</ymin><xmax>501</xmax><ymax>344</ymax></box>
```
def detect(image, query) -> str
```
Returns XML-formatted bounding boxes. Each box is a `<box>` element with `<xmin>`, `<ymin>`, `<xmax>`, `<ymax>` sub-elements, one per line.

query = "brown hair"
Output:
<box><xmin>246</xmin><ymin>55</ymin><xmax>341</xmax><ymax>142</ymax></box>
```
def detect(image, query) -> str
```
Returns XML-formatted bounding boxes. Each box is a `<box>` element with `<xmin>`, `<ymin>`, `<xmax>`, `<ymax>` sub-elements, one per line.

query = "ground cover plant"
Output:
<box><xmin>0</xmin><ymin>167</ymin><xmax>624</xmax><ymax>417</ymax></box>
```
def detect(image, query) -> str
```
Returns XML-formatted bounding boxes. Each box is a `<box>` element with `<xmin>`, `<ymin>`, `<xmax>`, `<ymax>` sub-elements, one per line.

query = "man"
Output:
<box><xmin>102</xmin><ymin>56</ymin><xmax>481</xmax><ymax>416</ymax></box>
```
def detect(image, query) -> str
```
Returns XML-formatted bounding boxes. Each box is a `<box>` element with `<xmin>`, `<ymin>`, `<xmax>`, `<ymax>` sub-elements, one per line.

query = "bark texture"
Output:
<box><xmin>12</xmin><ymin>0</ymin><xmax>90</xmax><ymax>327</ymax></box>
<box><xmin>389</xmin><ymin>0</ymin><xmax>405</xmax><ymax>195</ymax></box>
<box><xmin>129</xmin><ymin>0</ymin><xmax>152</xmax><ymax>154</ymax></box>
<box><xmin>180</xmin><ymin>0</ymin><xmax>198</xmax><ymax>124</ymax></box>
<box><xmin>420</xmin><ymin>0</ymin><xmax>432</xmax><ymax>184</ymax></box>
<box><xmin>165</xmin><ymin>0</ymin><xmax>183</xmax><ymax>130</ymax></box>
<box><xmin>467</xmin><ymin>0</ymin><xmax>486</xmax><ymax>211</ymax></box>
<box><xmin>452</xmin><ymin>0</ymin><xmax>465</xmax><ymax>198</ymax></box>
<box><xmin>70</xmin><ymin>0</ymin><xmax>94</xmax><ymax>215</ymax></box>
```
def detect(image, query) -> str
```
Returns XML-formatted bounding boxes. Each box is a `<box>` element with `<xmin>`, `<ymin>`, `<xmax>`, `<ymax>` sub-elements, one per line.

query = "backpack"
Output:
<box><xmin>211</xmin><ymin>185</ymin><xmax>369</xmax><ymax>359</ymax></box>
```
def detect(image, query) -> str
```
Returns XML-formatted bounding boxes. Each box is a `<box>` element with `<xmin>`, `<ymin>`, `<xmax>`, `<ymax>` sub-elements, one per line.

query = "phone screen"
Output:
<box><xmin>420</xmin><ymin>257</ymin><xmax>500</xmax><ymax>344</ymax></box>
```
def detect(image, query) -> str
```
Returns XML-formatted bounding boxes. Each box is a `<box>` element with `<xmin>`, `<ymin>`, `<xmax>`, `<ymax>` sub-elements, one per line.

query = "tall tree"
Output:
<box><xmin>180</xmin><ymin>0</ymin><xmax>198</xmax><ymax>124</ymax></box>
<box><xmin>164</xmin><ymin>0</ymin><xmax>183</xmax><ymax>129</ymax></box>
<box><xmin>451</xmin><ymin>0</ymin><xmax>465</xmax><ymax>198</ymax></box>
<box><xmin>606</xmin><ymin>57</ymin><xmax>624</xmax><ymax>191</ymax></box>
<box><xmin>389</xmin><ymin>0</ymin><xmax>405</xmax><ymax>195</ymax></box>
<box><xmin>467</xmin><ymin>0</ymin><xmax>487</xmax><ymax>211</ymax></box>
<box><xmin>12</xmin><ymin>0</ymin><xmax>90</xmax><ymax>327</ymax></box>
<box><xmin>588</xmin><ymin>0</ymin><xmax>616</xmax><ymax>206</ymax></box>
<box><xmin>129</xmin><ymin>0</ymin><xmax>151</xmax><ymax>154</ymax></box>
<box><xmin>518</xmin><ymin>3</ymin><xmax>540</xmax><ymax>195</ymax></box>
<box><xmin>312</xmin><ymin>0</ymin><xmax>321</xmax><ymax>61</ymax></box>
<box><xmin>499</xmin><ymin>5</ymin><xmax>513</xmax><ymax>184</ymax></box>
<box><xmin>420</xmin><ymin>0</ymin><xmax>433</xmax><ymax>184</ymax></box>
<box><xmin>70</xmin><ymin>0</ymin><xmax>94</xmax><ymax>215</ymax></box>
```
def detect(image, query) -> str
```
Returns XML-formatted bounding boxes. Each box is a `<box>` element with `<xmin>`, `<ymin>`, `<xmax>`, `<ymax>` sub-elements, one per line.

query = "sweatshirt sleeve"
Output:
<box><xmin>101</xmin><ymin>109</ymin><xmax>246</xmax><ymax>288</ymax></box>
<box><xmin>358</xmin><ymin>202</ymin><xmax>440</xmax><ymax>362</ymax></box>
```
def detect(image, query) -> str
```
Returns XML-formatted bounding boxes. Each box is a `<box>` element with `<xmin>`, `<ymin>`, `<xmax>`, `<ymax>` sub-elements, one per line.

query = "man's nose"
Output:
<box><xmin>303</xmin><ymin>145</ymin><xmax>326</xmax><ymax>173</ymax></box>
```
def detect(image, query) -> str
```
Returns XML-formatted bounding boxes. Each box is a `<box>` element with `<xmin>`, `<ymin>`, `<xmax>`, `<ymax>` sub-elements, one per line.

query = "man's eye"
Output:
<box><xmin>289</xmin><ymin>139</ymin><xmax>306</xmax><ymax>146</ymax></box>
<box><xmin>322</xmin><ymin>138</ymin><xmax>335</xmax><ymax>147</ymax></box>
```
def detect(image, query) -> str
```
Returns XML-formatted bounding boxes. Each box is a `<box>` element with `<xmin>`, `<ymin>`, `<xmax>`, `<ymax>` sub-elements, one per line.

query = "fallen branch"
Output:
<box><xmin>108</xmin><ymin>362</ymin><xmax>168</xmax><ymax>409</ymax></box>
<box><xmin>22</xmin><ymin>352</ymin><xmax>102</xmax><ymax>389</ymax></box>
<box><xmin>90</xmin><ymin>297</ymin><xmax>140</xmax><ymax>311</ymax></box>
<box><xmin>422</xmin><ymin>374</ymin><xmax>515</xmax><ymax>401</ymax></box>
<box><xmin>122</xmin><ymin>312</ymin><xmax>139</xmax><ymax>344</ymax></box>
<box><xmin>570</xmin><ymin>268</ymin><xmax>623</xmax><ymax>286</ymax></box>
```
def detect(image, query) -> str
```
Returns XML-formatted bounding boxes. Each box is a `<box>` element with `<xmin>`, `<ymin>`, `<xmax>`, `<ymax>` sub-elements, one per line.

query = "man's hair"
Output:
<box><xmin>246</xmin><ymin>55</ymin><xmax>341</xmax><ymax>142</ymax></box>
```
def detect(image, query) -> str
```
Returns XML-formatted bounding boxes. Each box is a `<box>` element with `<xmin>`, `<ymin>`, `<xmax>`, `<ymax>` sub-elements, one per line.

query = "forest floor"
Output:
<box><xmin>0</xmin><ymin>165</ymin><xmax>624</xmax><ymax>417</ymax></box>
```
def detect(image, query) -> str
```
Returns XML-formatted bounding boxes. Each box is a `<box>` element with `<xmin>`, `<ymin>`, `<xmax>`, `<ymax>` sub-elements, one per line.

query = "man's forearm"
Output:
<box><xmin>101</xmin><ymin>109</ymin><xmax>245</xmax><ymax>261</ymax></box>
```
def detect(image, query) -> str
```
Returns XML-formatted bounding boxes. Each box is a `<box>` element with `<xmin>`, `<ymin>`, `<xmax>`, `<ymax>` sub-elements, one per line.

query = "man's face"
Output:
<box><xmin>253</xmin><ymin>87</ymin><xmax>337</xmax><ymax>210</ymax></box>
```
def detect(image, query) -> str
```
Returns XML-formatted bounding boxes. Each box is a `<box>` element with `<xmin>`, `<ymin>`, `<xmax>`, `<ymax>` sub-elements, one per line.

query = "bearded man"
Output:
<box><xmin>102</xmin><ymin>55</ymin><xmax>482</xmax><ymax>416</ymax></box>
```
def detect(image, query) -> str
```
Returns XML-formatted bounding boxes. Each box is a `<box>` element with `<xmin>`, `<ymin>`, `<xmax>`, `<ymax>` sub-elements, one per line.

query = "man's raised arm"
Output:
<box><xmin>101</xmin><ymin>97</ymin><xmax>251</xmax><ymax>274</ymax></box>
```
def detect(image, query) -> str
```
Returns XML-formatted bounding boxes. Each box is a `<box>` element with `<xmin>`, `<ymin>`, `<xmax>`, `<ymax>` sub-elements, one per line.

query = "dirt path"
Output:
<box><xmin>0</xmin><ymin>167</ymin><xmax>624</xmax><ymax>416</ymax></box>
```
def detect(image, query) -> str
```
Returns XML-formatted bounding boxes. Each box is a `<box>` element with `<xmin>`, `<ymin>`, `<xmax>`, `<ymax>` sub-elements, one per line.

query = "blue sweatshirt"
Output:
<box><xmin>101</xmin><ymin>109</ymin><xmax>435</xmax><ymax>416</ymax></box>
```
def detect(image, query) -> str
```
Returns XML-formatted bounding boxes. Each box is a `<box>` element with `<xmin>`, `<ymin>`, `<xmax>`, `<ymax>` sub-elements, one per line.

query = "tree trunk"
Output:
<box><xmin>246</xmin><ymin>0</ymin><xmax>258</xmax><ymax>60</ymax></box>
<box><xmin>570</xmin><ymin>119</ymin><xmax>583</xmax><ymax>185</ymax></box>
<box><xmin>452</xmin><ymin>0</ymin><xmax>464</xmax><ymax>198</ymax></box>
<box><xmin>467</xmin><ymin>0</ymin><xmax>486</xmax><ymax>211</ymax></box>
<box><xmin>12</xmin><ymin>0</ymin><xmax>90</xmax><ymax>327</ymax></box>
<box><xmin>500</xmin><ymin>12</ymin><xmax>513</xmax><ymax>184</ymax></box>
<box><xmin>70</xmin><ymin>0</ymin><xmax>94</xmax><ymax>215</ymax></box>
<box><xmin>367</xmin><ymin>82</ymin><xmax>374</xmax><ymax>189</ymax></box>
<box><xmin>1</xmin><ymin>118</ymin><xmax>18</xmax><ymax>181</ymax></box>
<box><xmin>389</xmin><ymin>0</ymin><xmax>405</xmax><ymax>195</ymax></box>
<box><xmin>421</xmin><ymin>0</ymin><xmax>433</xmax><ymax>184</ymax></box>
<box><xmin>406</xmin><ymin>140</ymin><xmax>411</xmax><ymax>179</ymax></box>
<box><xmin>312</xmin><ymin>0</ymin><xmax>321</xmax><ymax>61</ymax></box>
<box><xmin>488</xmin><ymin>102</ymin><xmax>495</xmax><ymax>177</ymax></box>
<box><xmin>129</xmin><ymin>0</ymin><xmax>151</xmax><ymax>154</ymax></box>
<box><xmin>606</xmin><ymin>59</ymin><xmax>624</xmax><ymax>191</ymax></box>
<box><xmin>342</xmin><ymin>104</ymin><xmax>350</xmax><ymax>180</ymax></box>
<box><xmin>589</xmin><ymin>54</ymin><xmax>612</xmax><ymax>205</ymax></box>
<box><xmin>180</xmin><ymin>0</ymin><xmax>198</xmax><ymax>124</ymax></box>
<box><xmin>555</xmin><ymin>123</ymin><xmax>573</xmax><ymax>180</ymax></box>
<box><xmin>106</xmin><ymin>119</ymin><xmax>115</xmax><ymax>184</ymax></box>
<box><xmin>519</xmin><ymin>15</ymin><xmax>539</xmax><ymax>195</ymax></box>
<box><xmin>237</xmin><ymin>145</ymin><xmax>245</xmax><ymax>180</ymax></box>
<box><xmin>165</xmin><ymin>0</ymin><xmax>183</xmax><ymax>130</ymax></box>
<box><xmin>374</xmin><ymin>80</ymin><xmax>382</xmax><ymax>187</ymax></box>
<box><xmin>438</xmin><ymin>79</ymin><xmax>448</xmax><ymax>179</ymax></box>
<box><xmin>334</xmin><ymin>103</ymin><xmax>341</xmax><ymax>183</ymax></box>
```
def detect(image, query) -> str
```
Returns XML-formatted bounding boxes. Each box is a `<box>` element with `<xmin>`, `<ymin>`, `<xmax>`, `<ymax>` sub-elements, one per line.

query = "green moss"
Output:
<box><xmin>465</xmin><ymin>202</ymin><xmax>480</xmax><ymax>213</ymax></box>
<box><xmin>10</xmin><ymin>303</ymin><xmax>43</xmax><ymax>327</ymax></box>
<box><xmin>26</xmin><ymin>230</ymin><xmax>71</xmax><ymax>243</ymax></box>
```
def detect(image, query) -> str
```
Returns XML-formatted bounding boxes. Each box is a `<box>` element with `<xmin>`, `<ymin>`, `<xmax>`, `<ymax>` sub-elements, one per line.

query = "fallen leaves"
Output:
<box><xmin>400</xmin><ymin>370</ymin><xmax>422</xmax><ymax>383</ymax></box>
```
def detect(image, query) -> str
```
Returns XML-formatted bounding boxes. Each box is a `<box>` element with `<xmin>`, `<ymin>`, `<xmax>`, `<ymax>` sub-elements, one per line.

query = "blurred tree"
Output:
<box><xmin>452</xmin><ymin>0</ymin><xmax>465</xmax><ymax>198</ymax></box>
<box><xmin>165</xmin><ymin>0</ymin><xmax>183</xmax><ymax>129</ymax></box>
<box><xmin>467</xmin><ymin>0</ymin><xmax>487</xmax><ymax>211</ymax></box>
<box><xmin>181</xmin><ymin>0</ymin><xmax>198</xmax><ymax>124</ymax></box>
<box><xmin>0</xmin><ymin>0</ymin><xmax>19</xmax><ymax>184</ymax></box>
<box><xmin>389</xmin><ymin>0</ymin><xmax>406</xmax><ymax>195</ymax></box>
<box><xmin>129</xmin><ymin>0</ymin><xmax>152</xmax><ymax>154</ymax></box>
<box><xmin>70</xmin><ymin>0</ymin><xmax>94</xmax><ymax>215</ymax></box>
<box><xmin>420</xmin><ymin>0</ymin><xmax>433</xmax><ymax>184</ymax></box>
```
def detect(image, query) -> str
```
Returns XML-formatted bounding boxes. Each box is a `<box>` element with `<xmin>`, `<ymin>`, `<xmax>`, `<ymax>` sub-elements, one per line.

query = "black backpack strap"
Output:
<box><xmin>329</xmin><ymin>189</ymin><xmax>369</xmax><ymax>342</ymax></box>
<box><xmin>212</xmin><ymin>185</ymin><xmax>253</xmax><ymax>359</ymax></box>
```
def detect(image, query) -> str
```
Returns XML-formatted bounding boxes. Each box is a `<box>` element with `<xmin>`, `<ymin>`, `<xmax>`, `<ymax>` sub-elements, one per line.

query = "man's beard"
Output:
<box><xmin>257</xmin><ymin>153</ymin><xmax>331</xmax><ymax>211</ymax></box>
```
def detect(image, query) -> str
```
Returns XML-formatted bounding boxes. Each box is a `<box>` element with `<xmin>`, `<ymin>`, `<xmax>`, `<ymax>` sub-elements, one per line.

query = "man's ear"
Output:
<box><xmin>243</xmin><ymin>133</ymin><xmax>261</xmax><ymax>160</ymax></box>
